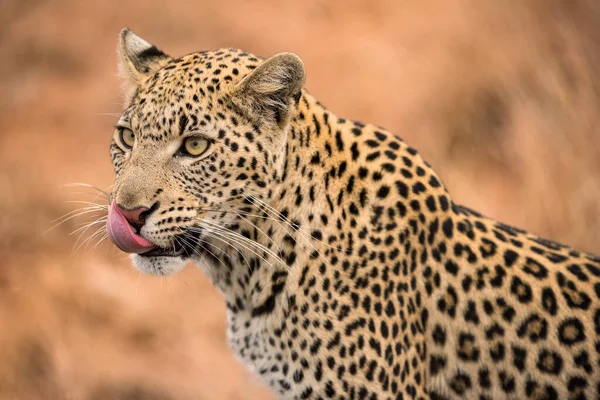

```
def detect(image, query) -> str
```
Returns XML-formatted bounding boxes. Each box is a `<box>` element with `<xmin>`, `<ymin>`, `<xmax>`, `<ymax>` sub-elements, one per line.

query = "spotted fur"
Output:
<box><xmin>109</xmin><ymin>29</ymin><xmax>600</xmax><ymax>399</ymax></box>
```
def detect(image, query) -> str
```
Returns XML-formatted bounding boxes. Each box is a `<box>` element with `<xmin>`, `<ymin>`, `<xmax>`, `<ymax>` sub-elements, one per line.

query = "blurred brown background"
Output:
<box><xmin>1</xmin><ymin>0</ymin><xmax>599</xmax><ymax>399</ymax></box>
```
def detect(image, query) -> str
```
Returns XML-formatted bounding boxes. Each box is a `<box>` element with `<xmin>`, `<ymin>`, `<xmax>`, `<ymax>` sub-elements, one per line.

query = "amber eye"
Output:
<box><xmin>182</xmin><ymin>137</ymin><xmax>209</xmax><ymax>157</ymax></box>
<box><xmin>118</xmin><ymin>127</ymin><xmax>135</xmax><ymax>149</ymax></box>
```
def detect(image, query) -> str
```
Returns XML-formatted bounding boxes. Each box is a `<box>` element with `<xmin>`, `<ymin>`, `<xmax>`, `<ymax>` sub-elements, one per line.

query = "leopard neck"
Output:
<box><xmin>201</xmin><ymin>93</ymin><xmax>338</xmax><ymax>312</ymax></box>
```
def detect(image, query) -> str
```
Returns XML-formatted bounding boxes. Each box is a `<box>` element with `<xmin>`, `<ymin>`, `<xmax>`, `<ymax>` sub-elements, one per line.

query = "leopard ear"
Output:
<box><xmin>232</xmin><ymin>53</ymin><xmax>305</xmax><ymax>128</ymax></box>
<box><xmin>118</xmin><ymin>28</ymin><xmax>170</xmax><ymax>92</ymax></box>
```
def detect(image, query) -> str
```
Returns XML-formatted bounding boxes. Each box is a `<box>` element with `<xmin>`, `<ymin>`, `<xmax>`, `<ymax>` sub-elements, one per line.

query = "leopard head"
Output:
<box><xmin>107</xmin><ymin>29</ymin><xmax>305</xmax><ymax>276</ymax></box>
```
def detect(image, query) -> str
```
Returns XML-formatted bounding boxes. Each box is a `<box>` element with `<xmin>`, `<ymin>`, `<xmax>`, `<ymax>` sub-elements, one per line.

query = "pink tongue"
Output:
<box><xmin>107</xmin><ymin>200</ymin><xmax>157</xmax><ymax>254</ymax></box>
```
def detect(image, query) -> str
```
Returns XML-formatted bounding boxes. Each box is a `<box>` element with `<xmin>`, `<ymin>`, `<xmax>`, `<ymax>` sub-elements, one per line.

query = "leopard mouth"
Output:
<box><xmin>138</xmin><ymin>230</ymin><xmax>202</xmax><ymax>258</ymax></box>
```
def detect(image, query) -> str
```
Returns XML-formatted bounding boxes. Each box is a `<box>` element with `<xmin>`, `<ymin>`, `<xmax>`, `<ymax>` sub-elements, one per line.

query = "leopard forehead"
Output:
<box><xmin>121</xmin><ymin>49</ymin><xmax>261</xmax><ymax>137</ymax></box>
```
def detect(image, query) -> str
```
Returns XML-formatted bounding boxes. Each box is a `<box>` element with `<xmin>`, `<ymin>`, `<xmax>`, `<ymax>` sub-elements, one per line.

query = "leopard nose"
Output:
<box><xmin>116</xmin><ymin>202</ymin><xmax>159</xmax><ymax>229</ymax></box>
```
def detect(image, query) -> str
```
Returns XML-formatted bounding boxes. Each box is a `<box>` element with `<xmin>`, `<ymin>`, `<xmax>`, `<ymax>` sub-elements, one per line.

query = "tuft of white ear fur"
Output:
<box><xmin>233</xmin><ymin>53</ymin><xmax>306</xmax><ymax>127</ymax></box>
<box><xmin>118</xmin><ymin>28</ymin><xmax>170</xmax><ymax>99</ymax></box>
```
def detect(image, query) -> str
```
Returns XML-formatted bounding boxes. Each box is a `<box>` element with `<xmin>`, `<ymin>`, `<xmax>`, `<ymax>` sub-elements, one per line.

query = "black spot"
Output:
<box><xmin>412</xmin><ymin>182</ymin><xmax>426</xmax><ymax>195</ymax></box>
<box><xmin>536</xmin><ymin>350</ymin><xmax>563</xmax><ymax>375</ymax></box>
<box><xmin>525</xmin><ymin>380</ymin><xmax>558</xmax><ymax>400</ymax></box>
<box><xmin>517</xmin><ymin>313</ymin><xmax>548</xmax><ymax>343</ymax></box>
<box><xmin>439</xmin><ymin>195</ymin><xmax>449</xmax><ymax>211</ymax></box>
<box><xmin>478</xmin><ymin>368</ymin><xmax>491</xmax><ymax>389</ymax></box>
<box><xmin>490</xmin><ymin>342</ymin><xmax>505</xmax><ymax>362</ymax></box>
<box><xmin>365</xmin><ymin>139</ymin><xmax>380</xmax><ymax>148</ymax></box>
<box><xmin>503</xmin><ymin>249</ymin><xmax>518</xmax><ymax>267</ymax></box>
<box><xmin>501</xmin><ymin>305</ymin><xmax>515</xmax><ymax>323</ymax></box>
<box><xmin>375</xmin><ymin>131</ymin><xmax>387</xmax><ymax>141</ymax></box>
<box><xmin>557</xmin><ymin>318</ymin><xmax>586</xmax><ymax>346</ymax></box>
<box><xmin>444</xmin><ymin>260</ymin><xmax>459</xmax><ymax>276</ymax></box>
<box><xmin>425</xmin><ymin>195</ymin><xmax>437</xmax><ymax>212</ymax></box>
<box><xmin>567</xmin><ymin>264</ymin><xmax>589</xmax><ymax>282</ymax></box>
<box><xmin>310</xmin><ymin>152</ymin><xmax>321</xmax><ymax>165</ymax></box>
<box><xmin>437</xmin><ymin>285</ymin><xmax>458</xmax><ymax>318</ymax></box>
<box><xmin>541</xmin><ymin>287</ymin><xmax>558</xmax><ymax>316</ymax></box>
<box><xmin>479</xmin><ymin>238</ymin><xmax>497</xmax><ymax>258</ymax></box>
<box><xmin>449</xmin><ymin>371</ymin><xmax>472</xmax><ymax>395</ymax></box>
<box><xmin>585</xmin><ymin>263</ymin><xmax>600</xmax><ymax>277</ymax></box>
<box><xmin>429</xmin><ymin>355</ymin><xmax>446</xmax><ymax>376</ymax></box>
<box><xmin>464</xmin><ymin>301</ymin><xmax>480</xmax><ymax>324</ymax></box>
<box><xmin>523</xmin><ymin>257</ymin><xmax>548</xmax><ymax>279</ymax></box>
<box><xmin>310</xmin><ymin>338</ymin><xmax>323</xmax><ymax>355</ymax></box>
<box><xmin>490</xmin><ymin>265</ymin><xmax>506</xmax><ymax>288</ymax></box>
<box><xmin>251</xmin><ymin>281</ymin><xmax>285</xmax><ymax>318</ymax></box>
<box><xmin>432</xmin><ymin>325</ymin><xmax>446</xmax><ymax>345</ymax></box>
<box><xmin>499</xmin><ymin>371</ymin><xmax>515</xmax><ymax>393</ymax></box>
<box><xmin>178</xmin><ymin>114</ymin><xmax>189</xmax><ymax>135</ymax></box>
<box><xmin>366</xmin><ymin>151</ymin><xmax>381</xmax><ymax>161</ymax></box>
<box><xmin>510</xmin><ymin>276</ymin><xmax>533</xmax><ymax>303</ymax></box>
<box><xmin>546</xmin><ymin>252</ymin><xmax>568</xmax><ymax>263</ymax></box>
<box><xmin>311</xmin><ymin>230</ymin><xmax>323</xmax><ymax>241</ymax></box>
<box><xmin>358</xmin><ymin>167</ymin><xmax>369</xmax><ymax>179</ymax></box>
<box><xmin>482</xmin><ymin>300</ymin><xmax>494</xmax><ymax>315</ymax></box>
<box><xmin>461</xmin><ymin>276</ymin><xmax>473</xmax><ymax>292</ymax></box>
<box><xmin>377</xmin><ymin>185</ymin><xmax>391</xmax><ymax>199</ymax></box>
<box><xmin>442</xmin><ymin>218</ymin><xmax>453</xmax><ymax>239</ymax></box>
<box><xmin>368</xmin><ymin>337</ymin><xmax>382</xmax><ymax>357</ymax></box>
<box><xmin>348</xmin><ymin>143</ymin><xmax>359</xmax><ymax>163</ymax></box>
<box><xmin>496</xmin><ymin>222</ymin><xmax>524</xmax><ymax>236</ymax></box>
<box><xmin>457</xmin><ymin>333</ymin><xmax>479</xmax><ymax>362</ymax></box>
<box><xmin>395</xmin><ymin>181</ymin><xmax>409</xmax><ymax>198</ymax></box>
<box><xmin>567</xmin><ymin>376</ymin><xmax>587</xmax><ymax>393</ymax></box>
<box><xmin>384</xmin><ymin>150</ymin><xmax>397</xmax><ymax>160</ymax></box>
<box><xmin>573</xmin><ymin>350</ymin><xmax>593</xmax><ymax>374</ymax></box>
<box><xmin>512</xmin><ymin>345</ymin><xmax>527</xmax><ymax>371</ymax></box>
<box><xmin>558</xmin><ymin>277</ymin><xmax>592</xmax><ymax>310</ymax></box>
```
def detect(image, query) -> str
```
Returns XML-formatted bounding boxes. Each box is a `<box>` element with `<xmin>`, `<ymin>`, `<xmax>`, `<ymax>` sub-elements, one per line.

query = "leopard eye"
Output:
<box><xmin>118</xmin><ymin>127</ymin><xmax>135</xmax><ymax>149</ymax></box>
<box><xmin>182</xmin><ymin>137</ymin><xmax>209</xmax><ymax>157</ymax></box>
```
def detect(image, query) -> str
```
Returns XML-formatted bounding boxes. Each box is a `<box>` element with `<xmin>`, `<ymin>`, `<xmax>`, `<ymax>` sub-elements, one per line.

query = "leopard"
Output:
<box><xmin>105</xmin><ymin>28</ymin><xmax>600</xmax><ymax>400</ymax></box>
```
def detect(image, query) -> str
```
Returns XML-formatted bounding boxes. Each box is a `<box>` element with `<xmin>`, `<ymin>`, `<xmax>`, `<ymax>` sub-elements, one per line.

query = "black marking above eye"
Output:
<box><xmin>179</xmin><ymin>114</ymin><xmax>189</xmax><ymax>136</ymax></box>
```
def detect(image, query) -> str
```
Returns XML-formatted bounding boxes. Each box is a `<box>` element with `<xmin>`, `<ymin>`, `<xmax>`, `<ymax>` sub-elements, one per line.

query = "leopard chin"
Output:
<box><xmin>131</xmin><ymin>253</ymin><xmax>187</xmax><ymax>276</ymax></box>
